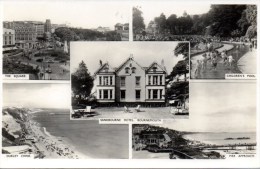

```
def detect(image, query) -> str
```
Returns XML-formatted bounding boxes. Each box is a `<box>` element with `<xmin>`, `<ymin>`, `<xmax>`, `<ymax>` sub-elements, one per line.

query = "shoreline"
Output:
<box><xmin>26</xmin><ymin>110</ymin><xmax>92</xmax><ymax>159</ymax></box>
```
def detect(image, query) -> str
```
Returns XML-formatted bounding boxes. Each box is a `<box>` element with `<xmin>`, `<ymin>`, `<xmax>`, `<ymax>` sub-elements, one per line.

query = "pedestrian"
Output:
<box><xmin>194</xmin><ymin>60</ymin><xmax>202</xmax><ymax>78</ymax></box>
<box><xmin>228</xmin><ymin>55</ymin><xmax>234</xmax><ymax>68</ymax></box>
<box><xmin>250</xmin><ymin>43</ymin><xmax>253</xmax><ymax>52</ymax></box>
<box><xmin>202</xmin><ymin>53</ymin><xmax>207</xmax><ymax>71</ymax></box>
<box><xmin>212</xmin><ymin>56</ymin><xmax>217</xmax><ymax>70</ymax></box>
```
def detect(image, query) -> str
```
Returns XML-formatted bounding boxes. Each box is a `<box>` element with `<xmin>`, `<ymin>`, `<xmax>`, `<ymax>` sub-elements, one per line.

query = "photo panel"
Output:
<box><xmin>2</xmin><ymin>83</ymin><xmax>129</xmax><ymax>159</ymax></box>
<box><xmin>132</xmin><ymin>82</ymin><xmax>257</xmax><ymax>159</ymax></box>
<box><xmin>70</xmin><ymin>42</ymin><xmax>190</xmax><ymax>121</ymax></box>
<box><xmin>2</xmin><ymin>1</ymin><xmax>130</xmax><ymax>80</ymax></box>
<box><xmin>133</xmin><ymin>4</ymin><xmax>257</xmax><ymax>80</ymax></box>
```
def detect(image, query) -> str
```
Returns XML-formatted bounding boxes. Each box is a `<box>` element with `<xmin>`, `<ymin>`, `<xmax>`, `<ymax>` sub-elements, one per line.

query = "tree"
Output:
<box><xmin>71</xmin><ymin>61</ymin><xmax>94</xmax><ymax>101</ymax></box>
<box><xmin>154</xmin><ymin>13</ymin><xmax>167</xmax><ymax>33</ymax></box>
<box><xmin>166</xmin><ymin>14</ymin><xmax>178</xmax><ymax>34</ymax></box>
<box><xmin>244</xmin><ymin>5</ymin><xmax>257</xmax><ymax>38</ymax></box>
<box><xmin>208</xmin><ymin>5</ymin><xmax>246</xmax><ymax>37</ymax></box>
<box><xmin>133</xmin><ymin>6</ymin><xmax>145</xmax><ymax>33</ymax></box>
<box><xmin>237</xmin><ymin>10</ymin><xmax>250</xmax><ymax>35</ymax></box>
<box><xmin>166</xmin><ymin>43</ymin><xmax>189</xmax><ymax>102</ymax></box>
<box><xmin>245</xmin><ymin>5</ymin><xmax>257</xmax><ymax>25</ymax></box>
<box><xmin>174</xmin><ymin>43</ymin><xmax>189</xmax><ymax>60</ymax></box>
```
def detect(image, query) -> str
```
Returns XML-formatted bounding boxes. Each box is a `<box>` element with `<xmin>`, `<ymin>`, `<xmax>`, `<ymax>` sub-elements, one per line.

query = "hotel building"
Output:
<box><xmin>93</xmin><ymin>57</ymin><xmax>166</xmax><ymax>105</ymax></box>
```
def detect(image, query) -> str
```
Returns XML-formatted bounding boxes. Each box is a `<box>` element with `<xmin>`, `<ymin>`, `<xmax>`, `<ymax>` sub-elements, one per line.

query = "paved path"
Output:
<box><xmin>237</xmin><ymin>49</ymin><xmax>257</xmax><ymax>74</ymax></box>
<box><xmin>191</xmin><ymin>44</ymin><xmax>234</xmax><ymax>79</ymax></box>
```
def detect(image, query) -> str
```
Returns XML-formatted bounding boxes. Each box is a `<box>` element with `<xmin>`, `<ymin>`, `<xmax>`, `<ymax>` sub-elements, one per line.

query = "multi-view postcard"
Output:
<box><xmin>0</xmin><ymin>0</ymin><xmax>259</xmax><ymax>168</ymax></box>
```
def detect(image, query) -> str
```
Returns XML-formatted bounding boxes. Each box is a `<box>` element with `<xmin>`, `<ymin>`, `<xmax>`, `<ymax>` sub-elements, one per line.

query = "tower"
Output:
<box><xmin>44</xmin><ymin>19</ymin><xmax>51</xmax><ymax>33</ymax></box>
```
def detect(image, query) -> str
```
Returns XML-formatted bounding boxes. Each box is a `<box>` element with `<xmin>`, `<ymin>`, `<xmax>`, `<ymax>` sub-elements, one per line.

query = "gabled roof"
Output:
<box><xmin>146</xmin><ymin>61</ymin><xmax>166</xmax><ymax>73</ymax></box>
<box><xmin>93</xmin><ymin>63</ymin><xmax>114</xmax><ymax>77</ymax></box>
<box><xmin>115</xmin><ymin>57</ymin><xmax>145</xmax><ymax>73</ymax></box>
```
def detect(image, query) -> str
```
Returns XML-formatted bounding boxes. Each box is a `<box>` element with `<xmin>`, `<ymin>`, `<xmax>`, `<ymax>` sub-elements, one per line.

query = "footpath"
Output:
<box><xmin>237</xmin><ymin>48</ymin><xmax>257</xmax><ymax>74</ymax></box>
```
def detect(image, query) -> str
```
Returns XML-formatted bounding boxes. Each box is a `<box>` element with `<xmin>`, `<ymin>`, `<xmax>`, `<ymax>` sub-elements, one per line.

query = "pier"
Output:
<box><xmin>194</xmin><ymin>143</ymin><xmax>256</xmax><ymax>150</ymax></box>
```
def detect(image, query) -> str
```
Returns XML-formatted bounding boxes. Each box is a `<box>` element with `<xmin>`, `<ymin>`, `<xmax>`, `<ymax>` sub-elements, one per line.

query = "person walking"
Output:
<box><xmin>228</xmin><ymin>55</ymin><xmax>234</xmax><ymax>68</ymax></box>
<box><xmin>250</xmin><ymin>43</ymin><xmax>253</xmax><ymax>52</ymax></box>
<box><xmin>202</xmin><ymin>53</ymin><xmax>207</xmax><ymax>71</ymax></box>
<box><xmin>212</xmin><ymin>56</ymin><xmax>217</xmax><ymax>71</ymax></box>
<box><xmin>194</xmin><ymin>60</ymin><xmax>202</xmax><ymax>78</ymax></box>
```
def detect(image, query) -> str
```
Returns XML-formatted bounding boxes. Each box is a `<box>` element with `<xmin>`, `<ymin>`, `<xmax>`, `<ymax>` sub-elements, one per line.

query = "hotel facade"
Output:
<box><xmin>93</xmin><ymin>57</ymin><xmax>166</xmax><ymax>105</ymax></box>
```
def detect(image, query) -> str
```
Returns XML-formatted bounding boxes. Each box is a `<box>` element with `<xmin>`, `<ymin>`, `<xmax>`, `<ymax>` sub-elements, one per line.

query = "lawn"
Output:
<box><xmin>73</xmin><ymin>107</ymin><xmax>188</xmax><ymax>120</ymax></box>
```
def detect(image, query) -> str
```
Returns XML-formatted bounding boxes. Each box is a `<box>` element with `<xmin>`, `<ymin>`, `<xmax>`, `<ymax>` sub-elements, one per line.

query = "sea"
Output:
<box><xmin>183</xmin><ymin>132</ymin><xmax>256</xmax><ymax>145</ymax></box>
<box><xmin>32</xmin><ymin>108</ymin><xmax>129</xmax><ymax>159</ymax></box>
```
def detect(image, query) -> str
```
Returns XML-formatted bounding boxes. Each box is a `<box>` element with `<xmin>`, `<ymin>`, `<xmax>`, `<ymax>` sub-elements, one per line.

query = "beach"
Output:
<box><xmin>26</xmin><ymin>110</ymin><xmax>90</xmax><ymax>159</ymax></box>
<box><xmin>26</xmin><ymin>108</ymin><xmax>129</xmax><ymax>159</ymax></box>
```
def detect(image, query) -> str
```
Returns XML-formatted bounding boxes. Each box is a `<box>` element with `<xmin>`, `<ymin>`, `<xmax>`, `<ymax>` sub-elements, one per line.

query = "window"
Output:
<box><xmin>153</xmin><ymin>76</ymin><xmax>158</xmax><ymax>85</ymax></box>
<box><xmin>99</xmin><ymin>90</ymin><xmax>102</xmax><ymax>99</ymax></box>
<box><xmin>152</xmin><ymin>66</ymin><xmax>157</xmax><ymax>72</ymax></box>
<box><xmin>99</xmin><ymin>76</ymin><xmax>102</xmax><ymax>85</ymax></box>
<box><xmin>148</xmin><ymin>76</ymin><xmax>151</xmax><ymax>85</ymax></box>
<box><xmin>160</xmin><ymin>76</ymin><xmax>163</xmax><ymax>85</ymax></box>
<box><xmin>131</xmin><ymin>67</ymin><xmax>136</xmax><ymax>73</ymax></box>
<box><xmin>125</xmin><ymin>67</ymin><xmax>129</xmax><ymax>74</ymax></box>
<box><xmin>160</xmin><ymin>90</ymin><xmax>163</xmax><ymax>99</ymax></box>
<box><xmin>153</xmin><ymin>89</ymin><xmax>158</xmax><ymax>99</ymax></box>
<box><xmin>110</xmin><ymin>90</ymin><xmax>113</xmax><ymax>99</ymax></box>
<box><xmin>136</xmin><ymin>76</ymin><xmax>141</xmax><ymax>87</ymax></box>
<box><xmin>120</xmin><ymin>90</ymin><xmax>125</xmax><ymax>100</ymax></box>
<box><xmin>110</xmin><ymin>76</ymin><xmax>113</xmax><ymax>85</ymax></box>
<box><xmin>120</xmin><ymin>77</ymin><xmax>125</xmax><ymax>87</ymax></box>
<box><xmin>148</xmin><ymin>89</ymin><xmax>151</xmax><ymax>99</ymax></box>
<box><xmin>103</xmin><ymin>76</ymin><xmax>109</xmax><ymax>85</ymax></box>
<box><xmin>136</xmin><ymin>90</ymin><xmax>141</xmax><ymax>100</ymax></box>
<box><xmin>103</xmin><ymin>90</ymin><xmax>108</xmax><ymax>99</ymax></box>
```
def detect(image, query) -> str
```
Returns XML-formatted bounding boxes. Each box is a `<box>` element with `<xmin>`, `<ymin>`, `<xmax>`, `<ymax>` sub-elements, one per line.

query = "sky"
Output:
<box><xmin>70</xmin><ymin>42</ymin><xmax>186</xmax><ymax>75</ymax></box>
<box><xmin>135</xmin><ymin>3</ymin><xmax>211</xmax><ymax>27</ymax></box>
<box><xmin>161</xmin><ymin>82</ymin><xmax>256</xmax><ymax>133</ymax></box>
<box><xmin>3</xmin><ymin>83</ymin><xmax>70</xmax><ymax>109</ymax></box>
<box><xmin>3</xmin><ymin>1</ymin><xmax>130</xmax><ymax>30</ymax></box>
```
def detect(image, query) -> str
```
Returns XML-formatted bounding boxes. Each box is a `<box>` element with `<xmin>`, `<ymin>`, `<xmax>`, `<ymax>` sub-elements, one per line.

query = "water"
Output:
<box><xmin>191</xmin><ymin>43</ymin><xmax>250</xmax><ymax>79</ymax></box>
<box><xmin>183</xmin><ymin>132</ymin><xmax>256</xmax><ymax>145</ymax></box>
<box><xmin>32</xmin><ymin>109</ymin><xmax>129</xmax><ymax>159</ymax></box>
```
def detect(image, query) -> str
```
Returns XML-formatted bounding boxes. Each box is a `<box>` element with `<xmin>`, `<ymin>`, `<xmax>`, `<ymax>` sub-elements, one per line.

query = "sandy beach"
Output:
<box><xmin>31</xmin><ymin>109</ymin><xmax>129</xmax><ymax>159</ymax></box>
<box><xmin>26</xmin><ymin>112</ymin><xmax>90</xmax><ymax>159</ymax></box>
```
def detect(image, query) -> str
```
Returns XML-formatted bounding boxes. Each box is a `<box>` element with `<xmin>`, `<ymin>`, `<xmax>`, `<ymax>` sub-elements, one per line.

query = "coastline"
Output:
<box><xmin>26</xmin><ymin>110</ymin><xmax>92</xmax><ymax>159</ymax></box>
